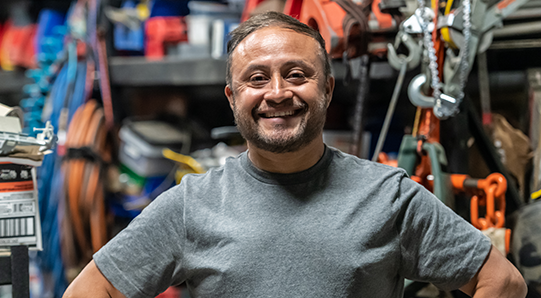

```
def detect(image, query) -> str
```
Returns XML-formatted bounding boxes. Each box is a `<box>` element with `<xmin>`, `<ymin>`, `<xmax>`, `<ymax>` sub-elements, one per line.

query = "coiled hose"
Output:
<box><xmin>61</xmin><ymin>99</ymin><xmax>112</xmax><ymax>281</ymax></box>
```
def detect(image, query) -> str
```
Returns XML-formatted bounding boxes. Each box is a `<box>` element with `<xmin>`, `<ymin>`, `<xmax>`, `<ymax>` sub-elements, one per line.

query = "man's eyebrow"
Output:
<box><xmin>243</xmin><ymin>64</ymin><xmax>270</xmax><ymax>74</ymax></box>
<box><xmin>282</xmin><ymin>60</ymin><xmax>315</xmax><ymax>71</ymax></box>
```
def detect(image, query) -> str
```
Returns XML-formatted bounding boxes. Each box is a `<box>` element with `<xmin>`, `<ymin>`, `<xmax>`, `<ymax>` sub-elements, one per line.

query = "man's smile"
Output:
<box><xmin>258</xmin><ymin>108</ymin><xmax>303</xmax><ymax>119</ymax></box>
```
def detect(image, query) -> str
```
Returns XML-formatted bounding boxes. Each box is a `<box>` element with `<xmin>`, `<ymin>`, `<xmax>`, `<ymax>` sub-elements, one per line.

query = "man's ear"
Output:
<box><xmin>325</xmin><ymin>76</ymin><xmax>335</xmax><ymax>107</ymax></box>
<box><xmin>225</xmin><ymin>85</ymin><xmax>234</xmax><ymax>109</ymax></box>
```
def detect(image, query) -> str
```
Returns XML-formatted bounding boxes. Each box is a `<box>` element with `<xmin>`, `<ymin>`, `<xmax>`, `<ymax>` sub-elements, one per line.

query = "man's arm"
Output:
<box><xmin>63</xmin><ymin>260</ymin><xmax>126</xmax><ymax>298</ymax></box>
<box><xmin>459</xmin><ymin>245</ymin><xmax>527</xmax><ymax>297</ymax></box>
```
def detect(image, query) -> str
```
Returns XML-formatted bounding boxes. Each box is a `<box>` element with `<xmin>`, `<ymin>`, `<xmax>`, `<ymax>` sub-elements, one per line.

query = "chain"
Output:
<box><xmin>416</xmin><ymin>0</ymin><xmax>472</xmax><ymax>118</ymax></box>
<box><xmin>416</xmin><ymin>0</ymin><xmax>441</xmax><ymax>110</ymax></box>
<box><xmin>457</xmin><ymin>0</ymin><xmax>471</xmax><ymax>100</ymax></box>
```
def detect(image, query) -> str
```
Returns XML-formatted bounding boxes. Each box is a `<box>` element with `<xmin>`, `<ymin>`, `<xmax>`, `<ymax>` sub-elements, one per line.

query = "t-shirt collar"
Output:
<box><xmin>240</xmin><ymin>145</ymin><xmax>333</xmax><ymax>185</ymax></box>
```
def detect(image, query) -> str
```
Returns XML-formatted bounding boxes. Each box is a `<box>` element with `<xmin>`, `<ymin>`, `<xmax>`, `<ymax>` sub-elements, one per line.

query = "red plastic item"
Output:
<box><xmin>156</xmin><ymin>286</ymin><xmax>181</xmax><ymax>298</ymax></box>
<box><xmin>2</xmin><ymin>20</ymin><xmax>37</xmax><ymax>69</ymax></box>
<box><xmin>241</xmin><ymin>0</ymin><xmax>266</xmax><ymax>22</ymax></box>
<box><xmin>283</xmin><ymin>0</ymin><xmax>347</xmax><ymax>59</ymax></box>
<box><xmin>145</xmin><ymin>16</ymin><xmax>188</xmax><ymax>59</ymax></box>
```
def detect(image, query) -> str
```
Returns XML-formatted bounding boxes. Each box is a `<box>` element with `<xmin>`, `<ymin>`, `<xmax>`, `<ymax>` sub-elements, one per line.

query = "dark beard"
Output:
<box><xmin>232</xmin><ymin>97</ymin><xmax>327</xmax><ymax>154</ymax></box>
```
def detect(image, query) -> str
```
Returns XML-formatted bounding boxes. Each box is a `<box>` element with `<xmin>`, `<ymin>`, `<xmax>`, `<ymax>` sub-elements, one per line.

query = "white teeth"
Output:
<box><xmin>264</xmin><ymin>110</ymin><xmax>295</xmax><ymax>118</ymax></box>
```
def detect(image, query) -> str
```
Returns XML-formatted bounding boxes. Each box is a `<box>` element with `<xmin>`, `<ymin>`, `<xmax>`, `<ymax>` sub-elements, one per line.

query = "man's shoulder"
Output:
<box><xmin>328</xmin><ymin>147</ymin><xmax>407</xmax><ymax>177</ymax></box>
<box><xmin>181</xmin><ymin>152</ymin><xmax>245</xmax><ymax>184</ymax></box>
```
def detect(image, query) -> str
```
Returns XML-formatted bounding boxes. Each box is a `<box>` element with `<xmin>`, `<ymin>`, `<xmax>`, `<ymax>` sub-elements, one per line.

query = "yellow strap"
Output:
<box><xmin>441</xmin><ymin>27</ymin><xmax>458</xmax><ymax>48</ymax></box>
<box><xmin>531</xmin><ymin>189</ymin><xmax>541</xmax><ymax>200</ymax></box>
<box><xmin>445</xmin><ymin>0</ymin><xmax>454</xmax><ymax>14</ymax></box>
<box><xmin>162</xmin><ymin>148</ymin><xmax>206</xmax><ymax>174</ymax></box>
<box><xmin>440</xmin><ymin>0</ymin><xmax>458</xmax><ymax>48</ymax></box>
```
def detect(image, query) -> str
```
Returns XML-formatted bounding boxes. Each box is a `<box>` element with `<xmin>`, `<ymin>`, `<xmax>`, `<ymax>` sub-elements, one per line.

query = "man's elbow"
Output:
<box><xmin>501</xmin><ymin>269</ymin><xmax>527</xmax><ymax>297</ymax></box>
<box><xmin>484</xmin><ymin>265</ymin><xmax>527</xmax><ymax>298</ymax></box>
<box><xmin>462</xmin><ymin>245</ymin><xmax>528</xmax><ymax>297</ymax></box>
<box><xmin>62</xmin><ymin>260</ymin><xmax>126</xmax><ymax>298</ymax></box>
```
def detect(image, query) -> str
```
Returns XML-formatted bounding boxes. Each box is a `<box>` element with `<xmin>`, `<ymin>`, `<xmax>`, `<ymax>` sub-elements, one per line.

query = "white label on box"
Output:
<box><xmin>0</xmin><ymin>200</ymin><xmax>35</xmax><ymax>217</ymax></box>
<box><xmin>0</xmin><ymin>161</ymin><xmax>42</xmax><ymax>250</ymax></box>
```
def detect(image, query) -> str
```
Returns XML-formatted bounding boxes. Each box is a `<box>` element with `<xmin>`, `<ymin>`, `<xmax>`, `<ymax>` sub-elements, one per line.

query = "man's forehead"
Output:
<box><xmin>235</xmin><ymin>26</ymin><xmax>317</xmax><ymax>53</ymax></box>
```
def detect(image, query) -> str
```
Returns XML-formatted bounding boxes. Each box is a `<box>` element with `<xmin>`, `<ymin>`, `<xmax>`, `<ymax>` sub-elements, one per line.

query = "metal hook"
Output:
<box><xmin>407</xmin><ymin>74</ymin><xmax>435</xmax><ymax>108</ymax></box>
<box><xmin>387</xmin><ymin>32</ymin><xmax>421</xmax><ymax>71</ymax></box>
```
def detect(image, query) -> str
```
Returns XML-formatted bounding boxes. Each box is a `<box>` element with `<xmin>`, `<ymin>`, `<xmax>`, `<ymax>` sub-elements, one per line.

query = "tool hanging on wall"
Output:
<box><xmin>371</xmin><ymin>31</ymin><xmax>421</xmax><ymax>161</ymax></box>
<box><xmin>387</xmin><ymin>0</ymin><xmax>530</xmax><ymax>260</ymax></box>
<box><xmin>405</xmin><ymin>0</ymin><xmax>530</xmax><ymax>119</ymax></box>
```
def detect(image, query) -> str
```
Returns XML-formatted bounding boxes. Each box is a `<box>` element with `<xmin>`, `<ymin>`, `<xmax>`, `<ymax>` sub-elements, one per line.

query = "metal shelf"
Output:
<box><xmin>109</xmin><ymin>57</ymin><xmax>228</xmax><ymax>86</ymax></box>
<box><xmin>108</xmin><ymin>56</ymin><xmax>394</xmax><ymax>87</ymax></box>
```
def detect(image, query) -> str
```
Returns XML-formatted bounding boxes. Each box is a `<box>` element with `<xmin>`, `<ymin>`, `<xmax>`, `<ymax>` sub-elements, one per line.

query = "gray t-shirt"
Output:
<box><xmin>94</xmin><ymin>146</ymin><xmax>491</xmax><ymax>298</ymax></box>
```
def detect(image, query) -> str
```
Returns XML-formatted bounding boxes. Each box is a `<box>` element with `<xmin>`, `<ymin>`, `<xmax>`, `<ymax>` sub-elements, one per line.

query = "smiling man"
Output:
<box><xmin>64</xmin><ymin>12</ymin><xmax>526</xmax><ymax>298</ymax></box>
<box><xmin>224</xmin><ymin>18</ymin><xmax>333</xmax><ymax>172</ymax></box>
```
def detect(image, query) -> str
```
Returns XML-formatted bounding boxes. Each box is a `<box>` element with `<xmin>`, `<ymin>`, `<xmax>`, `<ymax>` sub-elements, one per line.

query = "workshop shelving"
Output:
<box><xmin>109</xmin><ymin>57</ymin><xmax>228</xmax><ymax>86</ymax></box>
<box><xmin>108</xmin><ymin>56</ymin><xmax>353</xmax><ymax>87</ymax></box>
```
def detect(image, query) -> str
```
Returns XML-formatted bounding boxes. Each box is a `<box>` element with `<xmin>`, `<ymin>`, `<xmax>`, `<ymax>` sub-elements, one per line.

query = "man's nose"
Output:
<box><xmin>264</xmin><ymin>75</ymin><xmax>292</xmax><ymax>103</ymax></box>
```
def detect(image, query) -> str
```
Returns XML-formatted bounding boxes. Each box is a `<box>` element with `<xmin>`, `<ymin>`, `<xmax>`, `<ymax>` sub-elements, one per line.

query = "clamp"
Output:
<box><xmin>0</xmin><ymin>121</ymin><xmax>56</xmax><ymax>155</ymax></box>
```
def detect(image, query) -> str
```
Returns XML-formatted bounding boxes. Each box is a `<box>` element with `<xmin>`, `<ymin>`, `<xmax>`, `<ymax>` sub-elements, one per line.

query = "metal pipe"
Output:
<box><xmin>493</xmin><ymin>21</ymin><xmax>541</xmax><ymax>38</ymax></box>
<box><xmin>506</xmin><ymin>7</ymin><xmax>541</xmax><ymax>20</ymax></box>
<box><xmin>371</xmin><ymin>60</ymin><xmax>407</xmax><ymax>161</ymax></box>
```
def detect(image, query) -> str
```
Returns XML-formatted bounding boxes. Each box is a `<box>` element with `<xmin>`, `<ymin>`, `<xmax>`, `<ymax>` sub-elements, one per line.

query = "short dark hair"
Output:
<box><xmin>226</xmin><ymin>11</ymin><xmax>331</xmax><ymax>87</ymax></box>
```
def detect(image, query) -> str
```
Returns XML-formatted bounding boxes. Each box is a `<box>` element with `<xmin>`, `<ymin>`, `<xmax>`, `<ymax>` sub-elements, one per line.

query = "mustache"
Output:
<box><xmin>252</xmin><ymin>100</ymin><xmax>308</xmax><ymax>115</ymax></box>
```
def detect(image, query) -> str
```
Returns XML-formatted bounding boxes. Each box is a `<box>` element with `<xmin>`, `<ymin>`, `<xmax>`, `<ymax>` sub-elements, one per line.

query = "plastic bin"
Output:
<box><xmin>119</xmin><ymin>120</ymin><xmax>190</xmax><ymax>177</ymax></box>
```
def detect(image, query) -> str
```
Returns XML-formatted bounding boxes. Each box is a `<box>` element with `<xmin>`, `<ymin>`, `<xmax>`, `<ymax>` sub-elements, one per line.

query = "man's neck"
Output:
<box><xmin>247</xmin><ymin>136</ymin><xmax>326</xmax><ymax>174</ymax></box>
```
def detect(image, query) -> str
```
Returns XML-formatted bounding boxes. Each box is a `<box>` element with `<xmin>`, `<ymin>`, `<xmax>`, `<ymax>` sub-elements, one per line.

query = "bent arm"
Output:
<box><xmin>459</xmin><ymin>245</ymin><xmax>527</xmax><ymax>298</ymax></box>
<box><xmin>63</xmin><ymin>260</ymin><xmax>126</xmax><ymax>298</ymax></box>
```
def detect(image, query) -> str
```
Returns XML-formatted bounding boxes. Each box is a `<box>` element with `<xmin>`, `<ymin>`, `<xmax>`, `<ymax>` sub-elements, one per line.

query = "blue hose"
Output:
<box><xmin>37</xmin><ymin>41</ymin><xmax>88</xmax><ymax>297</ymax></box>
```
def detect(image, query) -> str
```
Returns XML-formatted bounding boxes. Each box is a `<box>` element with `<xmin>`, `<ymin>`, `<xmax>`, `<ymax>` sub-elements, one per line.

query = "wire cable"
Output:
<box><xmin>371</xmin><ymin>60</ymin><xmax>407</xmax><ymax>161</ymax></box>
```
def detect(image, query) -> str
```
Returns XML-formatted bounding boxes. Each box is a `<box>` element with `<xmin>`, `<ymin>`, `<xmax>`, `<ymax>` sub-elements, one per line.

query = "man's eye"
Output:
<box><xmin>250</xmin><ymin>75</ymin><xmax>267</xmax><ymax>82</ymax></box>
<box><xmin>288</xmin><ymin>72</ymin><xmax>306</xmax><ymax>79</ymax></box>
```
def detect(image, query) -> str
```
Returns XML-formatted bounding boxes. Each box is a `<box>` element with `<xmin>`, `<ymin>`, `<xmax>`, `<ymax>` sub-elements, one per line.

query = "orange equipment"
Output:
<box><xmin>451</xmin><ymin>173</ymin><xmax>512</xmax><ymax>254</ymax></box>
<box><xmin>394</xmin><ymin>0</ymin><xmax>513</xmax><ymax>255</ymax></box>
<box><xmin>241</xmin><ymin>0</ymin><xmax>400</xmax><ymax>59</ymax></box>
<box><xmin>283</xmin><ymin>0</ymin><xmax>351</xmax><ymax>58</ymax></box>
<box><xmin>61</xmin><ymin>100</ymin><xmax>112</xmax><ymax>279</ymax></box>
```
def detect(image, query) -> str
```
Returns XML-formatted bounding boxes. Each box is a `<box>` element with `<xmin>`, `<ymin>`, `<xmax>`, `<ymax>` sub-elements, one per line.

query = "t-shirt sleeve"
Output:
<box><xmin>396</xmin><ymin>175</ymin><xmax>492</xmax><ymax>290</ymax></box>
<box><xmin>93</xmin><ymin>185</ymin><xmax>187</xmax><ymax>298</ymax></box>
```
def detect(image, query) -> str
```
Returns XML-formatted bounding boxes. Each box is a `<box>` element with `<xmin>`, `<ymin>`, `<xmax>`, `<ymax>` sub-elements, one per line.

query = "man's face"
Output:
<box><xmin>225</xmin><ymin>26</ymin><xmax>334</xmax><ymax>153</ymax></box>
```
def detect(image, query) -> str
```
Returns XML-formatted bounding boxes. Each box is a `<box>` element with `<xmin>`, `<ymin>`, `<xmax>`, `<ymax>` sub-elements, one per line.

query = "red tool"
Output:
<box><xmin>0</xmin><ymin>20</ymin><xmax>38</xmax><ymax>69</ymax></box>
<box><xmin>145</xmin><ymin>16</ymin><xmax>188</xmax><ymax>59</ymax></box>
<box><xmin>283</xmin><ymin>0</ymin><xmax>350</xmax><ymax>58</ymax></box>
